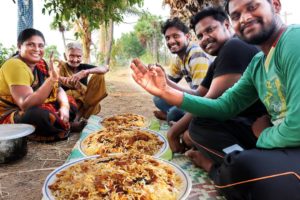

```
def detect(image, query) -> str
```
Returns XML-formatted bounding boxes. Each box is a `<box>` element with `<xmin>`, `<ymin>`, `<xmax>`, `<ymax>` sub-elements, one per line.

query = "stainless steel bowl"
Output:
<box><xmin>0</xmin><ymin>124</ymin><xmax>35</xmax><ymax>163</ymax></box>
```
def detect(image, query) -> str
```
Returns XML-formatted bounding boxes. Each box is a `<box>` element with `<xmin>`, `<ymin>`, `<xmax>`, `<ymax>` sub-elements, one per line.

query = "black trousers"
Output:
<box><xmin>189</xmin><ymin>117</ymin><xmax>300</xmax><ymax>200</ymax></box>
<box><xmin>14</xmin><ymin>103</ymin><xmax>77</xmax><ymax>141</ymax></box>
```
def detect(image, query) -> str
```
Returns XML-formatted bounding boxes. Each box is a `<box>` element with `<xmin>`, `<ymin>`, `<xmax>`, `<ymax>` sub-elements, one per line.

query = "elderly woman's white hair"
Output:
<box><xmin>66</xmin><ymin>42</ymin><xmax>83</xmax><ymax>51</ymax></box>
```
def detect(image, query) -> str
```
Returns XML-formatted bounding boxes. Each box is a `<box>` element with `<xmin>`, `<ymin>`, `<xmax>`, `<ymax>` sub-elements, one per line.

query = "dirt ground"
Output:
<box><xmin>0</xmin><ymin>67</ymin><xmax>157</xmax><ymax>200</ymax></box>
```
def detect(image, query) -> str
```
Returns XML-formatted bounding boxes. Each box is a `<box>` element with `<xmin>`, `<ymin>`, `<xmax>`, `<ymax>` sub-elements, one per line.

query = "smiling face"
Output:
<box><xmin>228</xmin><ymin>0</ymin><xmax>281</xmax><ymax>45</ymax></box>
<box><xmin>66</xmin><ymin>48</ymin><xmax>83</xmax><ymax>68</ymax></box>
<box><xmin>18</xmin><ymin>35</ymin><xmax>45</xmax><ymax>65</ymax></box>
<box><xmin>164</xmin><ymin>27</ymin><xmax>190</xmax><ymax>54</ymax></box>
<box><xmin>195</xmin><ymin>16</ymin><xmax>232</xmax><ymax>56</ymax></box>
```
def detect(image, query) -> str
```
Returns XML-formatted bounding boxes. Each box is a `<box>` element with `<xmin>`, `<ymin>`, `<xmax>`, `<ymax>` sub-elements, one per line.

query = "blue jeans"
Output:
<box><xmin>153</xmin><ymin>96</ymin><xmax>185</xmax><ymax>122</ymax></box>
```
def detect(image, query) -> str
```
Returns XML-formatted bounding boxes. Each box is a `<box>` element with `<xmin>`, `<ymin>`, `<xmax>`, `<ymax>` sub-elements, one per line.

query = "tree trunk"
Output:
<box><xmin>75</xmin><ymin>17</ymin><xmax>92</xmax><ymax>63</ymax></box>
<box><xmin>61</xmin><ymin>31</ymin><xmax>67</xmax><ymax>60</ymax></box>
<box><xmin>99</xmin><ymin>25</ymin><xmax>106</xmax><ymax>54</ymax></box>
<box><xmin>153</xmin><ymin>33</ymin><xmax>159</xmax><ymax>63</ymax></box>
<box><xmin>99</xmin><ymin>20</ymin><xmax>114</xmax><ymax>65</ymax></box>
<box><xmin>58</xmin><ymin>23</ymin><xmax>67</xmax><ymax>51</ymax></box>
<box><xmin>105</xmin><ymin>20</ymin><xmax>114</xmax><ymax>66</ymax></box>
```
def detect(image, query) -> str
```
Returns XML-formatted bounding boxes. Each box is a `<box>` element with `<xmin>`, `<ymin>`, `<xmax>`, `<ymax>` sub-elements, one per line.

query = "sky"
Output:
<box><xmin>0</xmin><ymin>0</ymin><xmax>299</xmax><ymax>56</ymax></box>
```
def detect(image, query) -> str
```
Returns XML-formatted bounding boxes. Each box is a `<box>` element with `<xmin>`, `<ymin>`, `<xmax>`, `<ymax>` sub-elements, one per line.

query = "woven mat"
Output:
<box><xmin>67</xmin><ymin>115</ymin><xmax>225</xmax><ymax>200</ymax></box>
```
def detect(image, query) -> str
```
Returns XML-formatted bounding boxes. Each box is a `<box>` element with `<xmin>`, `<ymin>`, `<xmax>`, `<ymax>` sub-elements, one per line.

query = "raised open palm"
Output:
<box><xmin>131</xmin><ymin>58</ymin><xmax>167</xmax><ymax>97</ymax></box>
<box><xmin>48</xmin><ymin>52</ymin><xmax>59</xmax><ymax>82</ymax></box>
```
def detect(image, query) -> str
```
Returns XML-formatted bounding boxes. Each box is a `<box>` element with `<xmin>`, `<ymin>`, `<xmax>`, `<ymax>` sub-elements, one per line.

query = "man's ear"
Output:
<box><xmin>223</xmin><ymin>19</ymin><xmax>231</xmax><ymax>30</ymax></box>
<box><xmin>272</xmin><ymin>0</ymin><xmax>281</xmax><ymax>14</ymax></box>
<box><xmin>185</xmin><ymin>32</ymin><xmax>191</xmax><ymax>40</ymax></box>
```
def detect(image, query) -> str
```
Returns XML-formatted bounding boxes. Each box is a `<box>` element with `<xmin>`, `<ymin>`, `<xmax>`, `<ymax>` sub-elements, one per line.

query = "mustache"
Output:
<box><xmin>203</xmin><ymin>38</ymin><xmax>216</xmax><ymax>49</ymax></box>
<box><xmin>240</xmin><ymin>18</ymin><xmax>263</xmax><ymax>33</ymax></box>
<box><xmin>167</xmin><ymin>43</ymin><xmax>179</xmax><ymax>48</ymax></box>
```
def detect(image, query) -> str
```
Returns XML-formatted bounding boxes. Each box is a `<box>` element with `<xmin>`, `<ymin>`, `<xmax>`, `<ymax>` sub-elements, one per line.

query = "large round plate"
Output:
<box><xmin>0</xmin><ymin>124</ymin><xmax>35</xmax><ymax>140</ymax></box>
<box><xmin>99</xmin><ymin>113</ymin><xmax>150</xmax><ymax>129</ymax></box>
<box><xmin>43</xmin><ymin>155</ymin><xmax>192</xmax><ymax>200</ymax></box>
<box><xmin>79</xmin><ymin>128</ymin><xmax>169</xmax><ymax>158</ymax></box>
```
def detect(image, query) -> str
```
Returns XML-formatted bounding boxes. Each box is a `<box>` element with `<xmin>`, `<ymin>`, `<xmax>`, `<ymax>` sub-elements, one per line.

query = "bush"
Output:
<box><xmin>0</xmin><ymin>43</ymin><xmax>17</xmax><ymax>67</ymax></box>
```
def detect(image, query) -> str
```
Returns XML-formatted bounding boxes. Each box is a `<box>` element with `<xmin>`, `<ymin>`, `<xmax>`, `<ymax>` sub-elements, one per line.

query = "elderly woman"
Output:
<box><xmin>0</xmin><ymin>28</ymin><xmax>77</xmax><ymax>141</ymax></box>
<box><xmin>59</xmin><ymin>42</ymin><xmax>108</xmax><ymax>128</ymax></box>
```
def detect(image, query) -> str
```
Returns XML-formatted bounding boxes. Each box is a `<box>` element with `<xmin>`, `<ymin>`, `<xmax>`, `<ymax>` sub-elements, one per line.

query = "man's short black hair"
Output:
<box><xmin>190</xmin><ymin>7</ymin><xmax>229</xmax><ymax>32</ymax></box>
<box><xmin>161</xmin><ymin>17</ymin><xmax>190</xmax><ymax>35</ymax></box>
<box><xmin>224</xmin><ymin>0</ymin><xmax>271</xmax><ymax>14</ymax></box>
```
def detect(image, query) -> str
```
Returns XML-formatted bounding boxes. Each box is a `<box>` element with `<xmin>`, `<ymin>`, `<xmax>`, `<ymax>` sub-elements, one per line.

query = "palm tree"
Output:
<box><xmin>163</xmin><ymin>0</ymin><xmax>224</xmax><ymax>23</ymax></box>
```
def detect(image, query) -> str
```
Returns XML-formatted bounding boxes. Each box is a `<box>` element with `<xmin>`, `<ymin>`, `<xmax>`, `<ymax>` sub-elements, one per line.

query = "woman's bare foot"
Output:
<box><xmin>185</xmin><ymin>149</ymin><xmax>213</xmax><ymax>172</ymax></box>
<box><xmin>153</xmin><ymin>110</ymin><xmax>167</xmax><ymax>120</ymax></box>
<box><xmin>70</xmin><ymin>119</ymin><xmax>87</xmax><ymax>132</ymax></box>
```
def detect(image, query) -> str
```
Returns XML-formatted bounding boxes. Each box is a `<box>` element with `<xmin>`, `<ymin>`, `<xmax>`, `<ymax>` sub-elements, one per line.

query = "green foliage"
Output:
<box><xmin>139</xmin><ymin>48</ymin><xmax>171</xmax><ymax>65</ymax></box>
<box><xmin>50</xmin><ymin>21</ymin><xmax>72</xmax><ymax>33</ymax></box>
<box><xmin>111</xmin><ymin>32</ymin><xmax>145</xmax><ymax>66</ymax></box>
<box><xmin>0</xmin><ymin>43</ymin><xmax>17</xmax><ymax>67</ymax></box>
<box><xmin>111</xmin><ymin>13</ymin><xmax>165</xmax><ymax>66</ymax></box>
<box><xmin>43</xmin><ymin>0</ymin><xmax>144</xmax><ymax>30</ymax></box>
<box><xmin>134</xmin><ymin>13</ymin><xmax>163</xmax><ymax>47</ymax></box>
<box><xmin>139</xmin><ymin>50</ymin><xmax>154</xmax><ymax>63</ymax></box>
<box><xmin>44</xmin><ymin>45</ymin><xmax>61</xmax><ymax>61</ymax></box>
<box><xmin>120</xmin><ymin>32</ymin><xmax>145</xmax><ymax>58</ymax></box>
<box><xmin>134</xmin><ymin>13</ymin><xmax>163</xmax><ymax>63</ymax></box>
<box><xmin>43</xmin><ymin>0</ymin><xmax>144</xmax><ymax>63</ymax></box>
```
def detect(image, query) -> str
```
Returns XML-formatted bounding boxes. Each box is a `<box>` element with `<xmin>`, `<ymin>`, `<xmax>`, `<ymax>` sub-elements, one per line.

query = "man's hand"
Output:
<box><xmin>252</xmin><ymin>115</ymin><xmax>271</xmax><ymax>138</ymax></box>
<box><xmin>130</xmin><ymin>58</ymin><xmax>168</xmax><ymax>97</ymax></box>
<box><xmin>167</xmin><ymin>130</ymin><xmax>185</xmax><ymax>153</ymax></box>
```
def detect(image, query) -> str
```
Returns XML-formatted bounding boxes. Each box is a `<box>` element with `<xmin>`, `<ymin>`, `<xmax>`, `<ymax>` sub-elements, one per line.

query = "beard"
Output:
<box><xmin>239</xmin><ymin>18</ymin><xmax>276</xmax><ymax>45</ymax></box>
<box><xmin>203</xmin><ymin>38</ymin><xmax>219</xmax><ymax>56</ymax></box>
<box><xmin>68</xmin><ymin>62</ymin><xmax>80</xmax><ymax>68</ymax></box>
<box><xmin>169</xmin><ymin>44</ymin><xmax>186</xmax><ymax>55</ymax></box>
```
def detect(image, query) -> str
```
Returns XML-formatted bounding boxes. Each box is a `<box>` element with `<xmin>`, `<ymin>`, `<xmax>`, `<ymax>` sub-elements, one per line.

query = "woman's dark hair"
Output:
<box><xmin>190</xmin><ymin>7</ymin><xmax>229</xmax><ymax>32</ymax></box>
<box><xmin>161</xmin><ymin>17</ymin><xmax>190</xmax><ymax>35</ymax></box>
<box><xmin>17</xmin><ymin>28</ymin><xmax>45</xmax><ymax>46</ymax></box>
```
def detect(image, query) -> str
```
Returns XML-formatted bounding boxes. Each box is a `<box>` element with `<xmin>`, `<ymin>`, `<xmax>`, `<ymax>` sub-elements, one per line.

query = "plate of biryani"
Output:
<box><xmin>43</xmin><ymin>153</ymin><xmax>192</xmax><ymax>200</ymax></box>
<box><xmin>100</xmin><ymin>113</ymin><xmax>150</xmax><ymax>129</ymax></box>
<box><xmin>79</xmin><ymin>128</ymin><xmax>168</xmax><ymax>158</ymax></box>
